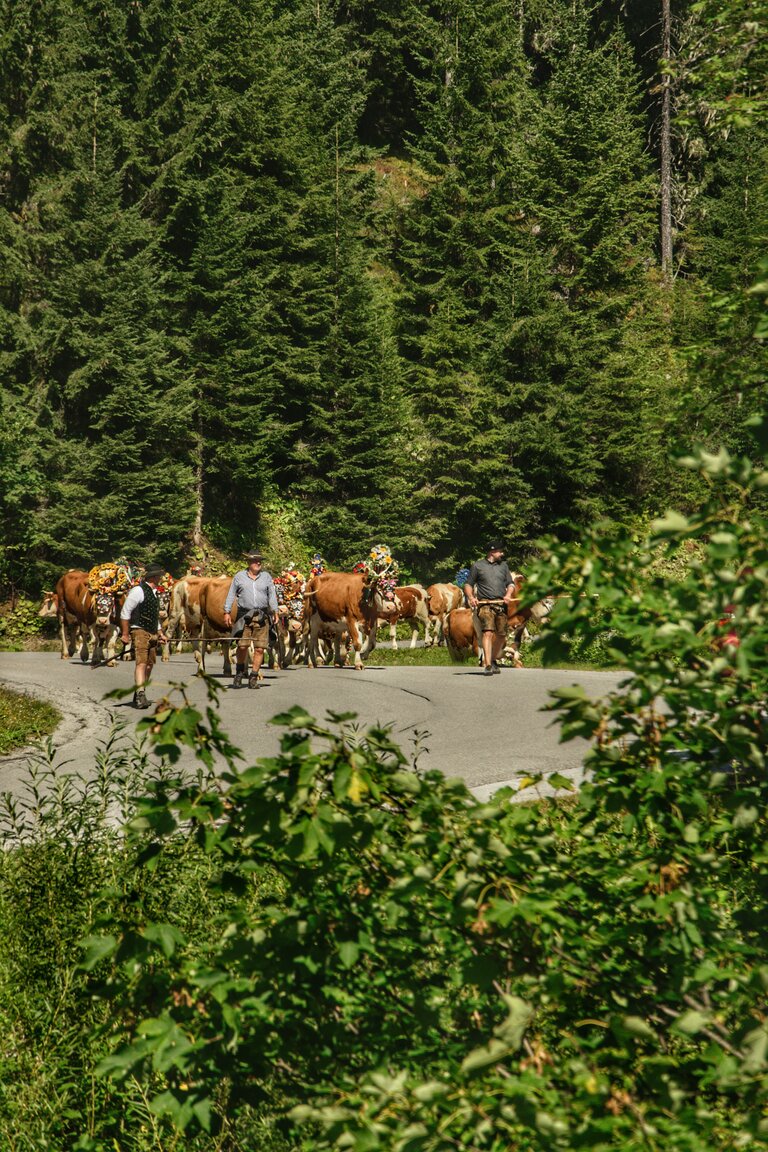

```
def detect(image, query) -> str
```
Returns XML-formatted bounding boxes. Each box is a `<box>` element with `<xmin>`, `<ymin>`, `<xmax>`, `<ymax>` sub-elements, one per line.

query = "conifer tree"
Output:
<box><xmin>510</xmin><ymin>2</ymin><xmax>673</xmax><ymax>530</ymax></box>
<box><xmin>394</xmin><ymin>0</ymin><xmax>541</xmax><ymax>570</ymax></box>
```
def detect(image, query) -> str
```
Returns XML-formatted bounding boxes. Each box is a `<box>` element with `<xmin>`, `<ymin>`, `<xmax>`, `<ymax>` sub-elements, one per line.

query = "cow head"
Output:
<box><xmin>156</xmin><ymin>586</ymin><xmax>172</xmax><ymax>626</ymax></box>
<box><xmin>39</xmin><ymin>592</ymin><xmax>58</xmax><ymax>619</ymax></box>
<box><xmin>373</xmin><ymin>574</ymin><xmax>399</xmax><ymax>615</ymax></box>
<box><xmin>93</xmin><ymin>591</ymin><xmax>116</xmax><ymax>628</ymax></box>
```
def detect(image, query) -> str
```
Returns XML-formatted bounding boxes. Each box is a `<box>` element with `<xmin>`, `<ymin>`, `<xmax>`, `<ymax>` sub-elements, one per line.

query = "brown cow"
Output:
<box><xmin>39</xmin><ymin>570</ymin><xmax>93</xmax><ymax>661</ymax></box>
<box><xmin>303</xmin><ymin>572</ymin><xmax>382</xmax><ymax>669</ymax></box>
<box><xmin>425</xmin><ymin>582</ymin><xmax>464</xmax><ymax>646</ymax></box>
<box><xmin>377</xmin><ymin>585</ymin><xmax>430</xmax><ymax>650</ymax></box>
<box><xmin>39</xmin><ymin>569</ymin><xmax>122</xmax><ymax>666</ymax></box>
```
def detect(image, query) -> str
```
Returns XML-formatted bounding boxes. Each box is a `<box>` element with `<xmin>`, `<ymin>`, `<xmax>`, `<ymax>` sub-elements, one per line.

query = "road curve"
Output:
<box><xmin>0</xmin><ymin>652</ymin><xmax>625</xmax><ymax>801</ymax></box>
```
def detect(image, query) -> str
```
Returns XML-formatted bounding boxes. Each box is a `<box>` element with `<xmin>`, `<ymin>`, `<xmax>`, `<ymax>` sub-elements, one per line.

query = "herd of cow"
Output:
<box><xmin>38</xmin><ymin>567</ymin><xmax>552</xmax><ymax>674</ymax></box>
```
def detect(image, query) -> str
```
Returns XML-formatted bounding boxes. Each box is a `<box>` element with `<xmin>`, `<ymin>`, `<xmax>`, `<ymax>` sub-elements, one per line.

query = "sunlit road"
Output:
<box><xmin>0</xmin><ymin>652</ymin><xmax>624</xmax><ymax>801</ymax></box>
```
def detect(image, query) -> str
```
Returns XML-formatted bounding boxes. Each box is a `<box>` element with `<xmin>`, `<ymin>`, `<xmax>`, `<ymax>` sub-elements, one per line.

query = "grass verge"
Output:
<box><xmin>0</xmin><ymin>686</ymin><xmax>61</xmax><ymax>754</ymax></box>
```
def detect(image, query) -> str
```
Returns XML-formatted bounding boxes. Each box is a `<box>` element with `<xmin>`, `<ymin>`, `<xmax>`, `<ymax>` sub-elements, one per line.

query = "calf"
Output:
<box><xmin>377</xmin><ymin>584</ymin><xmax>430</xmax><ymax>650</ymax></box>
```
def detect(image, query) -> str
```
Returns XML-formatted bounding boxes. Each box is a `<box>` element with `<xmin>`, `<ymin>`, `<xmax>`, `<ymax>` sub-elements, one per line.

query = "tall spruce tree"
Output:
<box><xmin>394</xmin><ymin>0</ymin><xmax>541</xmax><ymax>572</ymax></box>
<box><xmin>510</xmin><ymin>2</ymin><xmax>673</xmax><ymax>531</ymax></box>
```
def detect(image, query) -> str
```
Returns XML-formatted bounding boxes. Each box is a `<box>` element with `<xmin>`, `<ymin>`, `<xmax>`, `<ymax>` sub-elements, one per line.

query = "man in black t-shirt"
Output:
<box><xmin>464</xmin><ymin>541</ymin><xmax>517</xmax><ymax>676</ymax></box>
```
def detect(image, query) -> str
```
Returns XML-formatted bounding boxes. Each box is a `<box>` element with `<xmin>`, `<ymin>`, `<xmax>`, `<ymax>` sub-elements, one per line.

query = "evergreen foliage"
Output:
<box><xmin>0</xmin><ymin>0</ymin><xmax>765</xmax><ymax>588</ymax></box>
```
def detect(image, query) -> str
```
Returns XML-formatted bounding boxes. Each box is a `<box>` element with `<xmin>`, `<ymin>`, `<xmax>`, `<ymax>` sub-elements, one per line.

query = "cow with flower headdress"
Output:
<box><xmin>85</xmin><ymin>560</ymin><xmax>138</xmax><ymax>666</ymax></box>
<box><xmin>302</xmin><ymin>544</ymin><xmax>402</xmax><ymax>669</ymax></box>
<box><xmin>153</xmin><ymin>572</ymin><xmax>176</xmax><ymax>662</ymax></box>
<box><xmin>376</xmin><ymin>584</ymin><xmax>431</xmax><ymax>650</ymax></box>
<box><xmin>274</xmin><ymin>565</ymin><xmax>308</xmax><ymax>667</ymax></box>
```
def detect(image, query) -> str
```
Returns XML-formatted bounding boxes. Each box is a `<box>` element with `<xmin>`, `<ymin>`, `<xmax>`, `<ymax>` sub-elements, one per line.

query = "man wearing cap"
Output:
<box><xmin>223</xmin><ymin>550</ymin><xmax>279</xmax><ymax>689</ymax></box>
<box><xmin>464</xmin><ymin>542</ymin><xmax>517</xmax><ymax>676</ymax></box>
<box><xmin>120</xmin><ymin>565</ymin><xmax>169</xmax><ymax>709</ymax></box>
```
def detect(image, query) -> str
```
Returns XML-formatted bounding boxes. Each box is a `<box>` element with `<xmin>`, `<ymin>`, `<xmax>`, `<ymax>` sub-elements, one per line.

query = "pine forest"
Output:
<box><xmin>1</xmin><ymin>0</ymin><xmax>766</xmax><ymax>589</ymax></box>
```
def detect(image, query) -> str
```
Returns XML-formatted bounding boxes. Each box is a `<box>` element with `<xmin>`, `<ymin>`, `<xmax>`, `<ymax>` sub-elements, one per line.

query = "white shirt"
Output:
<box><xmin>120</xmin><ymin>585</ymin><xmax>145</xmax><ymax>624</ymax></box>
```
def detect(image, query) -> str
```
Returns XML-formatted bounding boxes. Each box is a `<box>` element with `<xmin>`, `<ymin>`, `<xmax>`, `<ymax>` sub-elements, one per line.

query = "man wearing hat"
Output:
<box><xmin>223</xmin><ymin>549</ymin><xmax>279</xmax><ymax>689</ymax></box>
<box><xmin>464</xmin><ymin>542</ymin><xmax>517</xmax><ymax>676</ymax></box>
<box><xmin>119</xmin><ymin>564</ymin><xmax>169</xmax><ymax>709</ymax></box>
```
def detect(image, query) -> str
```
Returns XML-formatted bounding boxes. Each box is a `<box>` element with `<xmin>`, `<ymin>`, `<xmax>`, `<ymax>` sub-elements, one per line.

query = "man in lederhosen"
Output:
<box><xmin>464</xmin><ymin>541</ymin><xmax>517</xmax><ymax>676</ymax></box>
<box><xmin>119</xmin><ymin>564</ymin><xmax>168</xmax><ymax>709</ymax></box>
<box><xmin>223</xmin><ymin>549</ymin><xmax>279</xmax><ymax>689</ymax></box>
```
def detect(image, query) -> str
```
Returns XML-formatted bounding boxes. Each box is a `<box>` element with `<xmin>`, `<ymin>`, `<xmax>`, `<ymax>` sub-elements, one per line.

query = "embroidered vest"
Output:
<box><xmin>130</xmin><ymin>582</ymin><xmax>159</xmax><ymax>633</ymax></box>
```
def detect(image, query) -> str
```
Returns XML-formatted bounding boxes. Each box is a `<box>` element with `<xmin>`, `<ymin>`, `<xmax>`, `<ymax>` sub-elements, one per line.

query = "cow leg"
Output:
<box><xmin>105</xmin><ymin>626</ymin><xmax>118</xmax><ymax>668</ymax></box>
<box><xmin>347</xmin><ymin>618</ymin><xmax>364</xmax><ymax>668</ymax></box>
<box><xmin>59</xmin><ymin>617</ymin><xmax>70</xmax><ymax>659</ymax></box>
<box><xmin>307</xmin><ymin>614</ymin><xmax>321</xmax><ymax>669</ymax></box>
<box><xmin>389</xmin><ymin>620</ymin><xmax>398</xmax><ymax>650</ymax></box>
<box><xmin>198</xmin><ymin>638</ymin><xmax>208</xmax><ymax>675</ymax></box>
<box><xmin>222</xmin><ymin>641</ymin><xmax>233</xmax><ymax>678</ymax></box>
<box><xmin>410</xmin><ymin>624</ymin><xmax>420</xmax><ymax>649</ymax></box>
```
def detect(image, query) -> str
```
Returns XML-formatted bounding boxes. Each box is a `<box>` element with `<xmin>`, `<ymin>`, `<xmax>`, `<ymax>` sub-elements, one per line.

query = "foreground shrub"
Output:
<box><xmin>76</xmin><ymin>421</ymin><xmax>768</xmax><ymax>1150</ymax></box>
<box><xmin>2</xmin><ymin>420</ymin><xmax>766</xmax><ymax>1150</ymax></box>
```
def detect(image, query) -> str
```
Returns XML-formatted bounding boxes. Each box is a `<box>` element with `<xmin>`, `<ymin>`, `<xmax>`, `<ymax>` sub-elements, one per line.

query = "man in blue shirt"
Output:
<box><xmin>223</xmin><ymin>549</ymin><xmax>279</xmax><ymax>689</ymax></box>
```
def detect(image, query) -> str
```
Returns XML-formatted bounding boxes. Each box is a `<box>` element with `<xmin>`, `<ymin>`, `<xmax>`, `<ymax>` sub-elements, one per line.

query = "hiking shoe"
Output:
<box><xmin>133</xmin><ymin>690</ymin><xmax>150</xmax><ymax>710</ymax></box>
<box><xmin>483</xmin><ymin>665</ymin><xmax>495</xmax><ymax>676</ymax></box>
<box><xmin>248</xmin><ymin>673</ymin><xmax>260</xmax><ymax>689</ymax></box>
<box><xmin>232</xmin><ymin>670</ymin><xmax>244</xmax><ymax>689</ymax></box>
<box><xmin>491</xmin><ymin>662</ymin><xmax>501</xmax><ymax>674</ymax></box>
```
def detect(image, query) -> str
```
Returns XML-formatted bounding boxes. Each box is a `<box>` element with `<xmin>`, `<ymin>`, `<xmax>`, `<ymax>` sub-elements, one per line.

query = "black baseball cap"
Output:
<box><xmin>486</xmin><ymin>541</ymin><xmax>506</xmax><ymax>554</ymax></box>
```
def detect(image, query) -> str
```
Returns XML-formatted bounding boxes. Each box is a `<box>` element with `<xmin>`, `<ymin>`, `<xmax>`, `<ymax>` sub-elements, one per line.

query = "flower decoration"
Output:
<box><xmin>276</xmin><ymin>568</ymin><xmax>305</xmax><ymax>621</ymax></box>
<box><xmin>310</xmin><ymin>553</ymin><xmax>326</xmax><ymax>578</ymax></box>
<box><xmin>88</xmin><ymin>561</ymin><xmax>138</xmax><ymax>595</ymax></box>
<box><xmin>455</xmin><ymin>567</ymin><xmax>471</xmax><ymax>589</ymax></box>
<box><xmin>357</xmin><ymin>545</ymin><xmax>400</xmax><ymax>602</ymax></box>
<box><xmin>155</xmin><ymin>572</ymin><xmax>175</xmax><ymax>594</ymax></box>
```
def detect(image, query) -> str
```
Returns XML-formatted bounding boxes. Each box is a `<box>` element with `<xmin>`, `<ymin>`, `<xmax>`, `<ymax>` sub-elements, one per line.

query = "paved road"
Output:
<box><xmin>0</xmin><ymin>652</ymin><xmax>624</xmax><ymax>801</ymax></box>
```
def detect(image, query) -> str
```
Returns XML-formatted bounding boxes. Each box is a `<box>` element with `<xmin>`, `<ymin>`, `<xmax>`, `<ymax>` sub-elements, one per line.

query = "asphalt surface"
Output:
<box><xmin>0</xmin><ymin>651</ymin><xmax>625</xmax><ymax>801</ymax></box>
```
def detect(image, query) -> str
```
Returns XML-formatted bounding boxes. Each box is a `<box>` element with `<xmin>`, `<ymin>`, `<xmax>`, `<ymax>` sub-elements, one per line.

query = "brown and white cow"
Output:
<box><xmin>39</xmin><ymin>570</ymin><xmax>122</xmax><ymax>666</ymax></box>
<box><xmin>377</xmin><ymin>584</ymin><xmax>430</xmax><ymax>650</ymax></box>
<box><xmin>424</xmin><ymin>583</ymin><xmax>464</xmax><ymax>646</ymax></box>
<box><xmin>303</xmin><ymin>571</ymin><xmax>382</xmax><ymax>669</ymax></box>
<box><xmin>164</xmin><ymin>575</ymin><xmax>208</xmax><ymax>661</ymax></box>
<box><xmin>39</xmin><ymin>570</ymin><xmax>93</xmax><ymax>661</ymax></box>
<box><xmin>90</xmin><ymin>586</ymin><xmax>125</xmax><ymax>667</ymax></box>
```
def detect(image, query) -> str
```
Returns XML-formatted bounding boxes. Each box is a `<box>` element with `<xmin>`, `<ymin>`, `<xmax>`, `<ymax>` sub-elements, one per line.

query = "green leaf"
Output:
<box><xmin>547</xmin><ymin>772</ymin><xmax>575</xmax><ymax>792</ymax></box>
<box><xmin>79</xmin><ymin>934</ymin><xmax>118</xmax><ymax>971</ymax></box>
<box><xmin>338</xmin><ymin>941</ymin><xmax>359</xmax><ymax>968</ymax></box>
<box><xmin>143</xmin><ymin>923</ymin><xmax>185</xmax><ymax>959</ymax></box>
<box><xmin>671</xmin><ymin>1009</ymin><xmax>711</xmax><ymax>1036</ymax></box>
<box><xmin>651</xmin><ymin>511</ymin><xmax>690</xmax><ymax>536</ymax></box>
<box><xmin>461</xmin><ymin>1037</ymin><xmax>509</xmax><ymax>1075</ymax></box>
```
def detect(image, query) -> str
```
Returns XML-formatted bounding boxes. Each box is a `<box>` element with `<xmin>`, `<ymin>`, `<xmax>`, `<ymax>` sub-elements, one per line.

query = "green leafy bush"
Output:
<box><xmin>0</xmin><ymin>597</ymin><xmax>52</xmax><ymax>646</ymax></box>
<box><xmin>76</xmin><ymin>416</ymin><xmax>768</xmax><ymax>1148</ymax></box>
